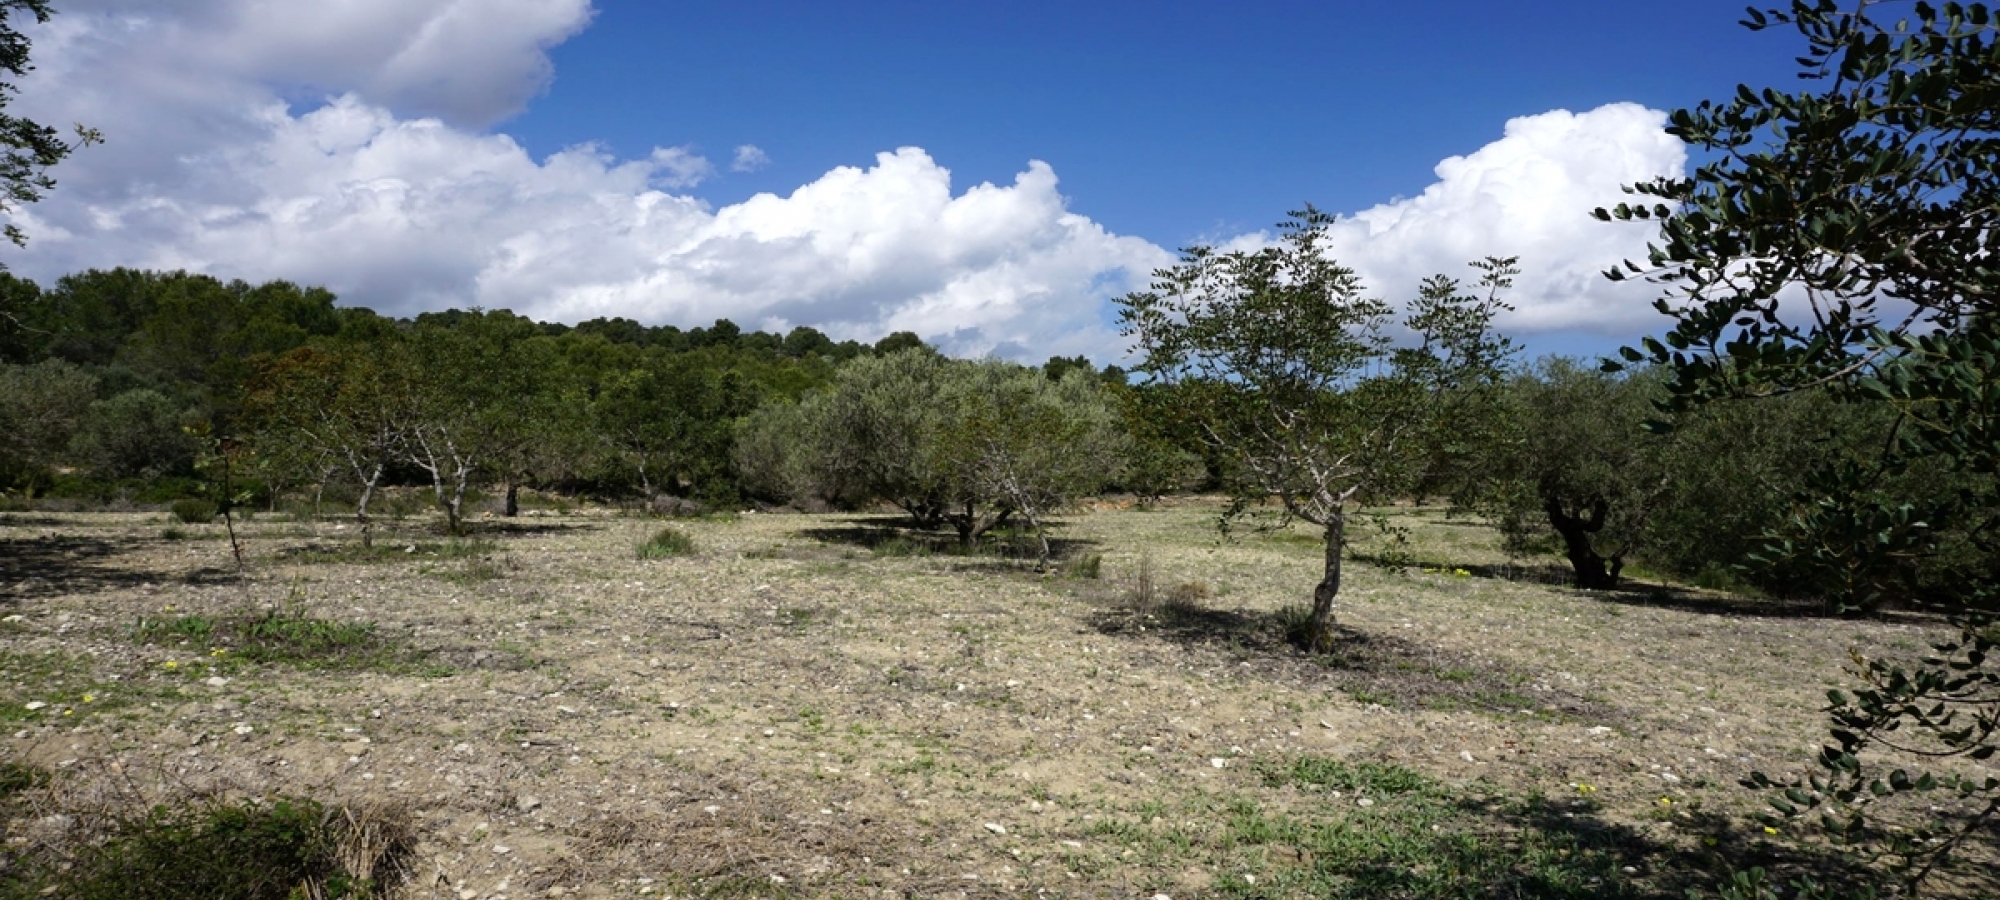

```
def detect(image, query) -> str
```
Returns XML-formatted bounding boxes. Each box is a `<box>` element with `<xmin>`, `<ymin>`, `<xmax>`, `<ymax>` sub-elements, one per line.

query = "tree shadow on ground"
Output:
<box><xmin>0</xmin><ymin>536</ymin><xmax>167</xmax><ymax>601</ymax></box>
<box><xmin>797</xmin><ymin>519</ymin><xmax>1099</xmax><ymax>568</ymax></box>
<box><xmin>1351</xmin><ymin>552</ymin><xmax>1893</xmax><ymax>622</ymax></box>
<box><xmin>1089</xmin><ymin>597</ymin><xmax>1616</xmax><ymax>721</ymax></box>
<box><xmin>456</xmin><ymin>520</ymin><xmax>599</xmax><ymax>537</ymax></box>
<box><xmin>1442</xmin><ymin>791</ymin><xmax>1880</xmax><ymax>900</ymax></box>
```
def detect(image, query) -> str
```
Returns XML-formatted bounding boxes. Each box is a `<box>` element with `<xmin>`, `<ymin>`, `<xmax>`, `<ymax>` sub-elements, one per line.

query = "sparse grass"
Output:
<box><xmin>0</xmin><ymin>794</ymin><xmax>415</xmax><ymax>900</ymax></box>
<box><xmin>159</xmin><ymin>526</ymin><xmax>189</xmax><ymax>541</ymax></box>
<box><xmin>1065</xmin><ymin>552</ymin><xmax>1103</xmax><ymax>579</ymax></box>
<box><xmin>1260</xmin><ymin>755</ymin><xmax>1433</xmax><ymax>795</ymax></box>
<box><xmin>131</xmin><ymin>606</ymin><xmax>432</xmax><ymax>674</ymax></box>
<box><xmin>1079</xmin><ymin>766</ymin><xmax>1657</xmax><ymax>900</ymax></box>
<box><xmin>637</xmin><ymin>526</ymin><xmax>695</xmax><ymax>559</ymax></box>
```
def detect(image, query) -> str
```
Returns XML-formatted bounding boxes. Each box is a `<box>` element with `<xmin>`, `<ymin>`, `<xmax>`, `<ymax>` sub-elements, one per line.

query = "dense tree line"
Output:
<box><xmin>0</xmin><ymin>268</ymin><xmax>1201</xmax><ymax>540</ymax></box>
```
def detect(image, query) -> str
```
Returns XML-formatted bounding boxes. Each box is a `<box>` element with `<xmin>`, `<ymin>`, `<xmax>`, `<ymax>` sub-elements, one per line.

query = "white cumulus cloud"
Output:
<box><xmin>4</xmin><ymin>1</ymin><xmax>1686</xmax><ymax>362</ymax></box>
<box><xmin>1310</xmin><ymin>104</ymin><xmax>1684</xmax><ymax>337</ymax></box>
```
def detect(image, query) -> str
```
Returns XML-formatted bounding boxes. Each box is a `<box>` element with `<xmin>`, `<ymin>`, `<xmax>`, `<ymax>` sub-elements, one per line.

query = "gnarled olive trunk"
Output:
<box><xmin>1304</xmin><ymin>513</ymin><xmax>1346</xmax><ymax>652</ymax></box>
<box><xmin>1544</xmin><ymin>495</ymin><xmax>1622</xmax><ymax>590</ymax></box>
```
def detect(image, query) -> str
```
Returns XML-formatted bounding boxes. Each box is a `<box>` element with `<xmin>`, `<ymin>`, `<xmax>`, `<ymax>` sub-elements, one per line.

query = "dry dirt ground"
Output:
<box><xmin>0</xmin><ymin>499</ymin><xmax>1991</xmax><ymax>898</ymax></box>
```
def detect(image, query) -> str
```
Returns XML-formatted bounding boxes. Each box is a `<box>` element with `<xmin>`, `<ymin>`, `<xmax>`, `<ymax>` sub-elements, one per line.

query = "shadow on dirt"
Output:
<box><xmin>1090</xmin><ymin>598</ymin><xmax>1615</xmax><ymax>721</ymax></box>
<box><xmin>461</xmin><ymin>520</ymin><xmax>601</xmax><ymax>537</ymax></box>
<box><xmin>1445</xmin><ymin>791</ymin><xmax>1881</xmax><ymax>900</ymax></box>
<box><xmin>1349</xmin><ymin>552</ymin><xmax>1864</xmax><ymax>621</ymax></box>
<box><xmin>798</xmin><ymin>518</ymin><xmax>1099</xmax><ymax>566</ymax></box>
<box><xmin>0</xmin><ymin>536</ymin><xmax>166</xmax><ymax>602</ymax></box>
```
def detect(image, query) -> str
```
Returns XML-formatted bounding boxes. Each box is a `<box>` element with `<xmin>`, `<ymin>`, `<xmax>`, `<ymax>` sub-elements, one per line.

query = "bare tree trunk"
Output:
<box><xmin>505</xmin><ymin>481</ymin><xmax>520</xmax><ymax>517</ymax></box>
<box><xmin>1020</xmin><ymin>505</ymin><xmax>1051</xmax><ymax>572</ymax></box>
<box><xmin>356</xmin><ymin>463</ymin><xmax>384</xmax><ymax>549</ymax></box>
<box><xmin>446</xmin><ymin>473</ymin><xmax>468</xmax><ymax>535</ymax></box>
<box><xmin>1306</xmin><ymin>513</ymin><xmax>1345</xmax><ymax>652</ymax></box>
<box><xmin>955</xmin><ymin>502</ymin><xmax>978</xmax><ymax>550</ymax></box>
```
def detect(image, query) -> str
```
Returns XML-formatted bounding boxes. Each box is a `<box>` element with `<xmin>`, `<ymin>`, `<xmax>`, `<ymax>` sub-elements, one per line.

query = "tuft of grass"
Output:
<box><xmin>1261</xmin><ymin>755</ymin><xmax>1432</xmax><ymax>795</ymax></box>
<box><xmin>0</xmin><ymin>795</ymin><xmax>416</xmax><ymax>900</ymax></box>
<box><xmin>637</xmin><ymin>526</ymin><xmax>696</xmax><ymax>559</ymax></box>
<box><xmin>1127</xmin><ymin>550</ymin><xmax>1157</xmax><ymax>612</ymax></box>
<box><xmin>870</xmin><ymin>536</ymin><xmax>931</xmax><ymax>558</ymax></box>
<box><xmin>169</xmin><ymin>499</ymin><xmax>217</xmax><ymax>525</ymax></box>
<box><xmin>1275</xmin><ymin>602</ymin><xmax>1317</xmax><ymax>647</ymax></box>
<box><xmin>0</xmin><ymin>761</ymin><xmax>48</xmax><ymax>799</ymax></box>
<box><xmin>159</xmin><ymin>526</ymin><xmax>189</xmax><ymax>541</ymax></box>
<box><xmin>1065</xmin><ymin>552</ymin><xmax>1104</xmax><ymax>579</ymax></box>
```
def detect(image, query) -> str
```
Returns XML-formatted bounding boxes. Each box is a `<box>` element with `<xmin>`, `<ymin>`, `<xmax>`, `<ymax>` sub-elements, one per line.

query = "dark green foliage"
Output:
<box><xmin>872</xmin><ymin>330</ymin><xmax>931</xmax><ymax>356</ymax></box>
<box><xmin>1602</xmin><ymin>1</ymin><xmax>2000</xmax><ymax>890</ymax></box>
<box><xmin>0</xmin><ymin>0</ymin><xmax>99</xmax><ymax>257</ymax></box>
<box><xmin>68</xmin><ymin>389</ymin><xmax>196</xmax><ymax>479</ymax></box>
<box><xmin>0</xmin><ymin>796</ymin><xmax>412</xmax><ymax>900</ymax></box>
<box><xmin>1745</xmin><ymin>618</ymin><xmax>1999</xmax><ymax>891</ymax></box>
<box><xmin>0</xmin><ymin>359</ymin><xmax>95</xmax><ymax>492</ymax></box>
<box><xmin>169</xmin><ymin>498</ymin><xmax>216</xmax><ymax>524</ymax></box>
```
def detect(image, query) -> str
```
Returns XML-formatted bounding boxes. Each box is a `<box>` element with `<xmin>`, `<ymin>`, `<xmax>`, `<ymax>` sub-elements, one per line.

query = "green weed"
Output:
<box><xmin>0</xmin><ymin>795</ymin><xmax>415</xmax><ymax>900</ymax></box>
<box><xmin>637</xmin><ymin>526</ymin><xmax>696</xmax><ymax>559</ymax></box>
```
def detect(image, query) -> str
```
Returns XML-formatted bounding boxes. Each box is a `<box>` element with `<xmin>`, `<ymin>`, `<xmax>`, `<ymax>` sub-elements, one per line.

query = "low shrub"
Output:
<box><xmin>638</xmin><ymin>526</ymin><xmax>695</xmax><ymax>559</ymax></box>
<box><xmin>169</xmin><ymin>499</ymin><xmax>217</xmax><ymax>524</ymax></box>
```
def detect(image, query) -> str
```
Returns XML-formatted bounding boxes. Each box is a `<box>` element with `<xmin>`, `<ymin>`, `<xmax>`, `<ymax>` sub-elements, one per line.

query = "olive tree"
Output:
<box><xmin>1473</xmin><ymin>360</ymin><xmax>1674</xmax><ymax>589</ymax></box>
<box><xmin>929</xmin><ymin>361</ymin><xmax>1128</xmax><ymax>561</ymax></box>
<box><xmin>0</xmin><ymin>358</ymin><xmax>94</xmax><ymax>483</ymax></box>
<box><xmin>1118</xmin><ymin>207</ymin><xmax>1516</xmax><ymax>652</ymax></box>
<box><xmin>1600</xmin><ymin>1</ymin><xmax>2000</xmax><ymax>887</ymax></box>
<box><xmin>774</xmin><ymin>349</ymin><xmax>957</xmax><ymax>527</ymax></box>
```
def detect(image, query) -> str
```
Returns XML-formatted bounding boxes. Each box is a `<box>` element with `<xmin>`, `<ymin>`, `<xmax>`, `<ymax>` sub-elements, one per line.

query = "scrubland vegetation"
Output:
<box><xmin>1</xmin><ymin>0</ymin><xmax>1998</xmax><ymax>897</ymax></box>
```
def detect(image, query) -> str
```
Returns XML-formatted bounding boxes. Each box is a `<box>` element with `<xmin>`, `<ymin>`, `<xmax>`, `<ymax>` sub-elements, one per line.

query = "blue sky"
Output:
<box><xmin>14</xmin><ymin>0</ymin><xmax>1813</xmax><ymax>361</ymax></box>
<box><xmin>515</xmin><ymin>1</ymin><xmax>1789</xmax><ymax>243</ymax></box>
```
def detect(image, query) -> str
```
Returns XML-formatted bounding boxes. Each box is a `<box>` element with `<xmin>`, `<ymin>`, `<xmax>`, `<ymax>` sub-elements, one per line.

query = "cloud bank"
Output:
<box><xmin>7</xmin><ymin>1</ymin><xmax>1686</xmax><ymax>360</ymax></box>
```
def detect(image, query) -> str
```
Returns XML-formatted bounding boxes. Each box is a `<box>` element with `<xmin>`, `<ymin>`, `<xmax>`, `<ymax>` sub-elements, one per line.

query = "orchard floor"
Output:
<box><xmin>0</xmin><ymin>500</ymin><xmax>1990</xmax><ymax>899</ymax></box>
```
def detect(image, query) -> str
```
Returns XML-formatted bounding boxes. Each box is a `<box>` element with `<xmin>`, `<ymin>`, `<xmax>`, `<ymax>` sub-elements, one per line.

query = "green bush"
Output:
<box><xmin>637</xmin><ymin>526</ymin><xmax>695</xmax><ymax>559</ymax></box>
<box><xmin>169</xmin><ymin>499</ymin><xmax>217</xmax><ymax>524</ymax></box>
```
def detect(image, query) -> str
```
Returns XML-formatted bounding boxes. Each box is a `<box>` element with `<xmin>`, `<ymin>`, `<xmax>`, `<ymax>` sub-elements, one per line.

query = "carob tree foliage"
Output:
<box><xmin>1600</xmin><ymin>0</ymin><xmax>1999</xmax><ymax>889</ymax></box>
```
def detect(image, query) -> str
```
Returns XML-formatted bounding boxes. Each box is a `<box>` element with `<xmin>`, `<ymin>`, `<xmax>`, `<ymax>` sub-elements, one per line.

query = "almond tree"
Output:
<box><xmin>243</xmin><ymin>344</ymin><xmax>409</xmax><ymax>545</ymax></box>
<box><xmin>1118</xmin><ymin>207</ymin><xmax>1516</xmax><ymax>651</ymax></box>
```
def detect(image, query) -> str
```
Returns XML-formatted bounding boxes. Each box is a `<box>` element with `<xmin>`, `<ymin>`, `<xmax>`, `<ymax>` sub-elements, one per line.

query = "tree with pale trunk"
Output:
<box><xmin>243</xmin><ymin>344</ymin><xmax>409</xmax><ymax>545</ymax></box>
<box><xmin>1117</xmin><ymin>206</ymin><xmax>1516</xmax><ymax>652</ymax></box>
